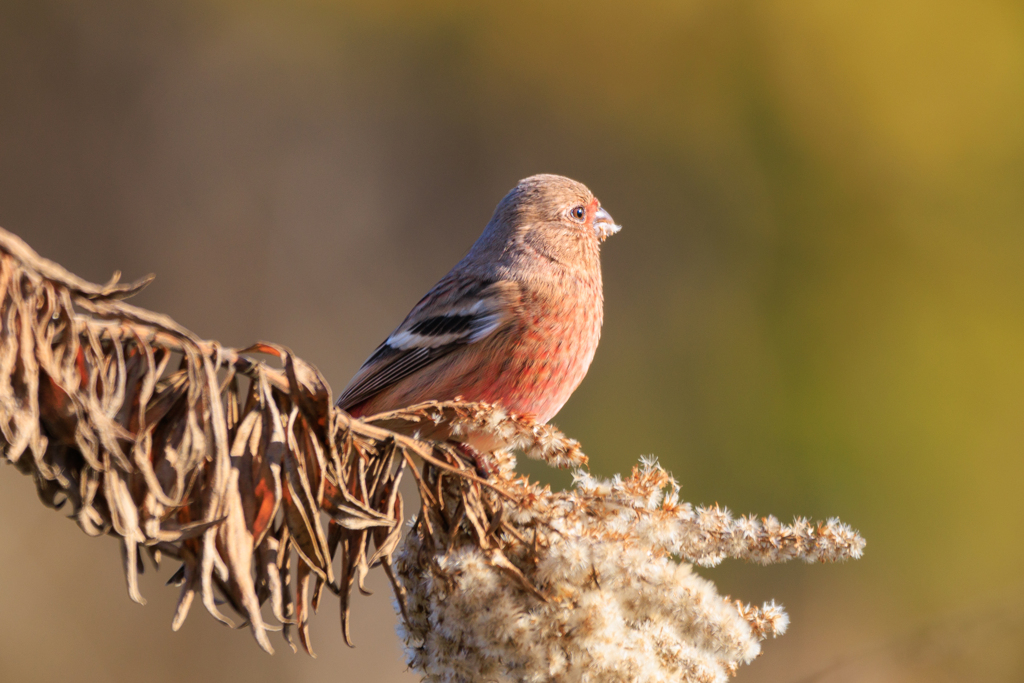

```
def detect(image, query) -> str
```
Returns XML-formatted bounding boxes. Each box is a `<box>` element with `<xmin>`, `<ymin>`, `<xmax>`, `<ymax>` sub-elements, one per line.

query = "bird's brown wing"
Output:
<box><xmin>336</xmin><ymin>276</ymin><xmax>521</xmax><ymax>412</ymax></box>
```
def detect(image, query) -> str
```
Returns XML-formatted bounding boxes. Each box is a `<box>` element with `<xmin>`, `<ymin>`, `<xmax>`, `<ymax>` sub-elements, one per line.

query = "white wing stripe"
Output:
<box><xmin>387</xmin><ymin>329</ymin><xmax>466</xmax><ymax>349</ymax></box>
<box><xmin>385</xmin><ymin>308</ymin><xmax>503</xmax><ymax>350</ymax></box>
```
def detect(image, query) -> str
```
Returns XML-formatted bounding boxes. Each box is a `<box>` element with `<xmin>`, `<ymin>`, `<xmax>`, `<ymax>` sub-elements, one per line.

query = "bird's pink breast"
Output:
<box><xmin>458</xmin><ymin>287</ymin><xmax>602</xmax><ymax>423</ymax></box>
<box><xmin>348</xmin><ymin>273</ymin><xmax>603</xmax><ymax>424</ymax></box>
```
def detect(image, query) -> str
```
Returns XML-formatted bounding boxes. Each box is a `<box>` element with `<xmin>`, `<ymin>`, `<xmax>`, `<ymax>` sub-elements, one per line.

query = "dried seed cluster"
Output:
<box><xmin>394</xmin><ymin>455</ymin><xmax>862</xmax><ymax>683</ymax></box>
<box><xmin>0</xmin><ymin>226</ymin><xmax>865</xmax><ymax>680</ymax></box>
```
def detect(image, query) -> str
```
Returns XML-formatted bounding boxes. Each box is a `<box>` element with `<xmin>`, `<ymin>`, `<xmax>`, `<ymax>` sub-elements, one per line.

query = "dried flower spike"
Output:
<box><xmin>394</xmin><ymin>456</ymin><xmax>863</xmax><ymax>683</ymax></box>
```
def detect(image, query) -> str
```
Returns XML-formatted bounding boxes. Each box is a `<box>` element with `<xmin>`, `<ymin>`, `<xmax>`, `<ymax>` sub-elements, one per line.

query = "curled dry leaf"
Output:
<box><xmin>0</xmin><ymin>227</ymin><xmax>546</xmax><ymax>654</ymax></box>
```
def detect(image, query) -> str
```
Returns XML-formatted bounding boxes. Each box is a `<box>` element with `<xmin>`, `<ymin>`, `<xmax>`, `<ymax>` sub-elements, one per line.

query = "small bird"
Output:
<box><xmin>337</xmin><ymin>174</ymin><xmax>620</xmax><ymax>438</ymax></box>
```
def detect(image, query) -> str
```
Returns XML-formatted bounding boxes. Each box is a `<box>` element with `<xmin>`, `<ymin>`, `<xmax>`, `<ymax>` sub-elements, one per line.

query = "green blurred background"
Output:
<box><xmin>1</xmin><ymin>1</ymin><xmax>1023</xmax><ymax>681</ymax></box>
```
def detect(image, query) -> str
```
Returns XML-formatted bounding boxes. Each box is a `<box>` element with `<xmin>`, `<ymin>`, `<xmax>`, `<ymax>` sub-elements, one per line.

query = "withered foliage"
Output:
<box><xmin>0</xmin><ymin>226</ymin><xmax>865</xmax><ymax>681</ymax></box>
<box><xmin>0</xmin><ymin>227</ymin><xmax>580</xmax><ymax>655</ymax></box>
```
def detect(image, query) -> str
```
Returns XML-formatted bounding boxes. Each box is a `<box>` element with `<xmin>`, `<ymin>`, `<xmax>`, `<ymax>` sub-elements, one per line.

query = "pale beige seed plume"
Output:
<box><xmin>395</xmin><ymin>454</ymin><xmax>862</xmax><ymax>683</ymax></box>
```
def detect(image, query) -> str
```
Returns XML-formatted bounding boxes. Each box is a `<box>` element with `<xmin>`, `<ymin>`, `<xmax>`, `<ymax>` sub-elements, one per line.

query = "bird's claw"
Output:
<box><xmin>455</xmin><ymin>442</ymin><xmax>495</xmax><ymax>479</ymax></box>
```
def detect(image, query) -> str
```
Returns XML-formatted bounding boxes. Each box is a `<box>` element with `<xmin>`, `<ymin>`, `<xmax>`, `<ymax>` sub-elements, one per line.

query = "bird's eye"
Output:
<box><xmin>571</xmin><ymin>206</ymin><xmax>586</xmax><ymax>221</ymax></box>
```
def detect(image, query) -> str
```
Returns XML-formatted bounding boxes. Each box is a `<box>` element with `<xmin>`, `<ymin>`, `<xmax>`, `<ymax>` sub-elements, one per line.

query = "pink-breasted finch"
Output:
<box><xmin>337</xmin><ymin>174</ymin><xmax>620</xmax><ymax>448</ymax></box>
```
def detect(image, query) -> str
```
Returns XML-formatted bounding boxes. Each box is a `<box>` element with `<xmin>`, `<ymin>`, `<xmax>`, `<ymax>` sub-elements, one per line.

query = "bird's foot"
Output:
<box><xmin>454</xmin><ymin>442</ymin><xmax>495</xmax><ymax>479</ymax></box>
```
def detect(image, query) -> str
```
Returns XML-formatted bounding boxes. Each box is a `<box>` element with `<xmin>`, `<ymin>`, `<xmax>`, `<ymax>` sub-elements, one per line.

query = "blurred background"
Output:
<box><xmin>1</xmin><ymin>1</ymin><xmax>1023</xmax><ymax>681</ymax></box>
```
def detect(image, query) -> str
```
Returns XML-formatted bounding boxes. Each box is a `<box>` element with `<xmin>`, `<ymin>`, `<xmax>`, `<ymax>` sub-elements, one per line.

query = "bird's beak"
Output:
<box><xmin>593</xmin><ymin>207</ymin><xmax>621</xmax><ymax>242</ymax></box>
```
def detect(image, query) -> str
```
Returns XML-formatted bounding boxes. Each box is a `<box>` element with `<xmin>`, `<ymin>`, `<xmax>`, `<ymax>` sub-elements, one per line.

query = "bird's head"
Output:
<box><xmin>476</xmin><ymin>174</ymin><xmax>621</xmax><ymax>269</ymax></box>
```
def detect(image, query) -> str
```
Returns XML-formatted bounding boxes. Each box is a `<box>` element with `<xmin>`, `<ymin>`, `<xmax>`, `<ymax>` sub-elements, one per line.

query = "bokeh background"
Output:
<box><xmin>1</xmin><ymin>1</ymin><xmax>1023</xmax><ymax>681</ymax></box>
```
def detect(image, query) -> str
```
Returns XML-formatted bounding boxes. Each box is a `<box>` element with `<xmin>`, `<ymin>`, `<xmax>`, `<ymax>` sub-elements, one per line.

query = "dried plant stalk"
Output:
<box><xmin>0</xmin><ymin>226</ymin><xmax>584</xmax><ymax>654</ymax></box>
<box><xmin>0</xmin><ymin>226</ymin><xmax>864</xmax><ymax>681</ymax></box>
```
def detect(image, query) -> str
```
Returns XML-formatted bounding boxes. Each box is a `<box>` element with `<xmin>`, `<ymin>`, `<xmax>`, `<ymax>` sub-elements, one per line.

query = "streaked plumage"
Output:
<box><xmin>337</xmin><ymin>174</ymin><xmax>619</xmax><ymax>426</ymax></box>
